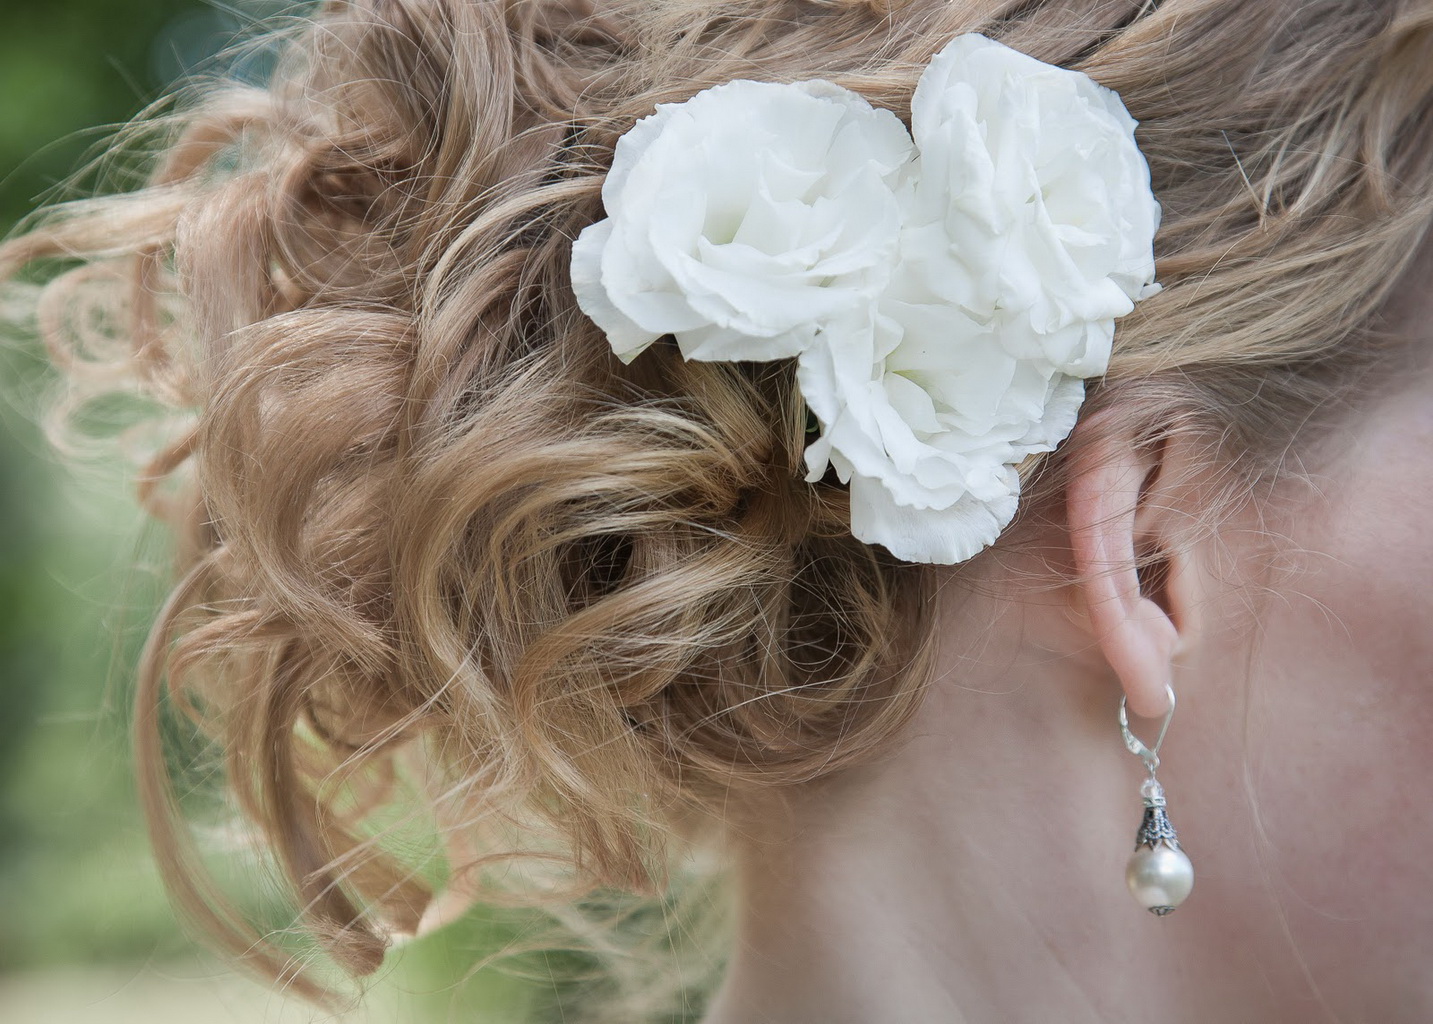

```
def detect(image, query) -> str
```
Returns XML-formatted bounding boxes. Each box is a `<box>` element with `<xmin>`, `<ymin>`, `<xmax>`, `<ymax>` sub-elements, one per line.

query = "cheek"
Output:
<box><xmin>1209</xmin><ymin>417</ymin><xmax>1433</xmax><ymax>993</ymax></box>
<box><xmin>1251</xmin><ymin>553</ymin><xmax>1433</xmax><ymax>911</ymax></box>
<box><xmin>1292</xmin><ymin>405</ymin><xmax>1433</xmax><ymax>747</ymax></box>
<box><xmin>1295</xmin><ymin>481</ymin><xmax>1433</xmax><ymax>720</ymax></box>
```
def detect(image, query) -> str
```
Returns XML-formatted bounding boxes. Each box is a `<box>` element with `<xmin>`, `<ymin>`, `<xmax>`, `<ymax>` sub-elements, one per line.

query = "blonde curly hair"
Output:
<box><xmin>5</xmin><ymin>0</ymin><xmax>1433</xmax><ymax>1013</ymax></box>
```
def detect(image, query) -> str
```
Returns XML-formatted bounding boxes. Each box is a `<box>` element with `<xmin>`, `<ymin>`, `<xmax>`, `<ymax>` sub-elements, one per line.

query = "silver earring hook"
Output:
<box><xmin>1119</xmin><ymin>684</ymin><xmax>1175</xmax><ymax>775</ymax></box>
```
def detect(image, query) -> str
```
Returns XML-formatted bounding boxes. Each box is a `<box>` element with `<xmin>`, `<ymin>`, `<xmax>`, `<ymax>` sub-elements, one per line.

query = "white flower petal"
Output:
<box><xmin>677</xmin><ymin>322</ymin><xmax>815</xmax><ymax>362</ymax></box>
<box><xmin>570</xmin><ymin>76</ymin><xmax>912</xmax><ymax>368</ymax></box>
<box><xmin>1016</xmin><ymin>374</ymin><xmax>1085</xmax><ymax>453</ymax></box>
<box><xmin>848</xmin><ymin>471</ymin><xmax>1019</xmax><ymax>565</ymax></box>
<box><xmin>570</xmin><ymin>220</ymin><xmax>659</xmax><ymax>361</ymax></box>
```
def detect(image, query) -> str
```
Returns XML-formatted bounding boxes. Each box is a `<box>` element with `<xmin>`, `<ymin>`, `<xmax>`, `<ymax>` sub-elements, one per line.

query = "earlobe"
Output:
<box><xmin>1065</xmin><ymin>419</ymin><xmax>1184</xmax><ymax>720</ymax></box>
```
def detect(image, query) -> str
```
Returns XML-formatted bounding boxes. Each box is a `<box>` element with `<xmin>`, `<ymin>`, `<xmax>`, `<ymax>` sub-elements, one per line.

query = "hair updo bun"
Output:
<box><xmin>6</xmin><ymin>0</ymin><xmax>1433</xmax><ymax>1007</ymax></box>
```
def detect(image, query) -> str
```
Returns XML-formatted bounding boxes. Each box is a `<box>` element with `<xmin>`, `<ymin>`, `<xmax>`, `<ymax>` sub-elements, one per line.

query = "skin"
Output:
<box><xmin>700</xmin><ymin>305</ymin><xmax>1433</xmax><ymax>1022</ymax></box>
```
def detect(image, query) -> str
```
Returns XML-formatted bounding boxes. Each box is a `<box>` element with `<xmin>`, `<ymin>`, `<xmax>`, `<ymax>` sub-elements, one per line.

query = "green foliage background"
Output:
<box><xmin>0</xmin><ymin>3</ymin><xmax>570</xmax><ymax>1018</ymax></box>
<box><xmin>0</xmin><ymin>0</ymin><xmax>225</xmax><ymax>973</ymax></box>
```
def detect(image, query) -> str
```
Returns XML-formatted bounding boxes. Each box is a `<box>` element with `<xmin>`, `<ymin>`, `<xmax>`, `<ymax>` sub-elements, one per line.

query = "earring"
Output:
<box><xmin>1120</xmin><ymin>685</ymin><xmax>1194</xmax><ymax>915</ymax></box>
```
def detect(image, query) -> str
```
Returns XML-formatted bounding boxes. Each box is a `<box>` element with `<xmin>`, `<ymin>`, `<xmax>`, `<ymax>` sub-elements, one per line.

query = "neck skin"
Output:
<box><xmin>699</xmin><ymin>572</ymin><xmax>1300</xmax><ymax>1024</ymax></box>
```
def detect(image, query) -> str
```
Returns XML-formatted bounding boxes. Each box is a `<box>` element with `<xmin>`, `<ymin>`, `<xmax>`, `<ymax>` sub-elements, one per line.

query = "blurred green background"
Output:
<box><xmin>0</xmin><ymin>3</ymin><xmax>571</xmax><ymax>1021</ymax></box>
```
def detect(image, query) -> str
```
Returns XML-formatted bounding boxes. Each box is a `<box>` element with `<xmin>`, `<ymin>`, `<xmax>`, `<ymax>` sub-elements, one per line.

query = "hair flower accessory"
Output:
<box><xmin>569</xmin><ymin>78</ymin><xmax>913</xmax><ymax>363</ymax></box>
<box><xmin>571</xmin><ymin>33</ymin><xmax>1161</xmax><ymax>564</ymax></box>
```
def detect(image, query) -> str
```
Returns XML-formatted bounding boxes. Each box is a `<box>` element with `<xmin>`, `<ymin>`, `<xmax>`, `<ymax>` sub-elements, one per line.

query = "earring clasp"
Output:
<box><xmin>1119</xmin><ymin>684</ymin><xmax>1176</xmax><ymax>774</ymax></box>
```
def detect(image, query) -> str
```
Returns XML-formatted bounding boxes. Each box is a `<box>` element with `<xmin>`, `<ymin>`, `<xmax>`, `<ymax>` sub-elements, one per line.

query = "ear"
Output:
<box><xmin>1065</xmin><ymin>414</ymin><xmax>1201</xmax><ymax>721</ymax></box>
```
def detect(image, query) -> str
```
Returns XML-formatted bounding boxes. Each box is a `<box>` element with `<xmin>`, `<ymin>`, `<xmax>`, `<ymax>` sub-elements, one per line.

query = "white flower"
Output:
<box><xmin>570</xmin><ymin>34</ymin><xmax>1161</xmax><ymax>565</ymax></box>
<box><xmin>799</xmin><ymin>35</ymin><xmax>1159</xmax><ymax>564</ymax></box>
<box><xmin>901</xmin><ymin>34</ymin><xmax>1161</xmax><ymax>375</ymax></box>
<box><xmin>798</xmin><ymin>299</ymin><xmax>1087</xmax><ymax>564</ymax></box>
<box><xmin>570</xmin><ymin>79</ymin><xmax>913</xmax><ymax>363</ymax></box>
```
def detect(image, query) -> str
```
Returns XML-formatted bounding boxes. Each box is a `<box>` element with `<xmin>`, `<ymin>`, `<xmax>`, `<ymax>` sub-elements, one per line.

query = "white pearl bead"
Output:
<box><xmin>1125</xmin><ymin>844</ymin><xmax>1194</xmax><ymax>914</ymax></box>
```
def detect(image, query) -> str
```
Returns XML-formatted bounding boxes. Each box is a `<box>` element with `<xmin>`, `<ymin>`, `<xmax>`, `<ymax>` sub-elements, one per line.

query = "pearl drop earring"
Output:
<box><xmin>1119</xmin><ymin>685</ymin><xmax>1194</xmax><ymax>915</ymax></box>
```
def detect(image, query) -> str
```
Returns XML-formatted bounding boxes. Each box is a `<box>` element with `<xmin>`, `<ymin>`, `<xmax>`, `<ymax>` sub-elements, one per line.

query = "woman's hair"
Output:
<box><xmin>5</xmin><ymin>0</ymin><xmax>1433</xmax><ymax>1012</ymax></box>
